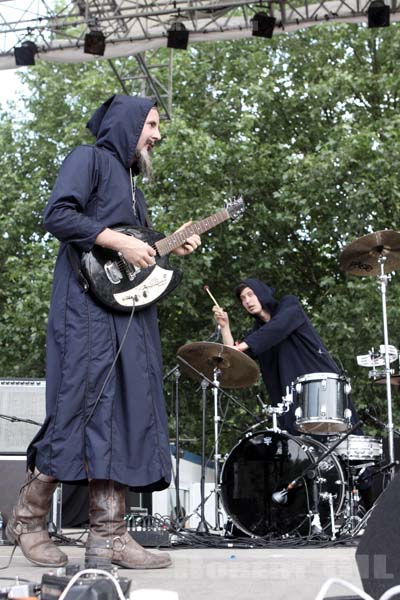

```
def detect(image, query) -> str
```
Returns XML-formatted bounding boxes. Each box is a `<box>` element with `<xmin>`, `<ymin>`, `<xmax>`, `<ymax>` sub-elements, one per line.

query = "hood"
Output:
<box><xmin>86</xmin><ymin>94</ymin><xmax>156</xmax><ymax>169</ymax></box>
<box><xmin>236</xmin><ymin>277</ymin><xmax>279</xmax><ymax>315</ymax></box>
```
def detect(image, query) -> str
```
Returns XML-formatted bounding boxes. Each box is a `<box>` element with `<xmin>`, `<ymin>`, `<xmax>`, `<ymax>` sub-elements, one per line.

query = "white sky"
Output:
<box><xmin>0</xmin><ymin>67</ymin><xmax>26</xmax><ymax>109</ymax></box>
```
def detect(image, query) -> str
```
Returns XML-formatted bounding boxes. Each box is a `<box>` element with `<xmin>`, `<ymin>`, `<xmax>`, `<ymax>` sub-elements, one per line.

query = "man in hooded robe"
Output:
<box><xmin>6</xmin><ymin>95</ymin><xmax>200</xmax><ymax>569</ymax></box>
<box><xmin>212</xmin><ymin>278</ymin><xmax>361</xmax><ymax>434</ymax></box>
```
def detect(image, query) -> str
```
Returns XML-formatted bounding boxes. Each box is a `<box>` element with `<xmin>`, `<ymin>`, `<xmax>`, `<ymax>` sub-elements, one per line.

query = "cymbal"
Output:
<box><xmin>374</xmin><ymin>374</ymin><xmax>400</xmax><ymax>387</ymax></box>
<box><xmin>340</xmin><ymin>230</ymin><xmax>400</xmax><ymax>276</ymax></box>
<box><xmin>177</xmin><ymin>341</ymin><xmax>260</xmax><ymax>389</ymax></box>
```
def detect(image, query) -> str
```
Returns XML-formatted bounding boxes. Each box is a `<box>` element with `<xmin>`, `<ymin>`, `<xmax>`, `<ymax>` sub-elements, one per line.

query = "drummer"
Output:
<box><xmin>212</xmin><ymin>277</ymin><xmax>362</xmax><ymax>436</ymax></box>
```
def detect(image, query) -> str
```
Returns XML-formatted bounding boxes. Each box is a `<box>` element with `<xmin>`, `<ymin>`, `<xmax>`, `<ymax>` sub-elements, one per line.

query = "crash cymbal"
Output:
<box><xmin>340</xmin><ymin>230</ymin><xmax>400</xmax><ymax>276</ymax></box>
<box><xmin>177</xmin><ymin>341</ymin><xmax>260</xmax><ymax>389</ymax></box>
<box><xmin>374</xmin><ymin>374</ymin><xmax>400</xmax><ymax>387</ymax></box>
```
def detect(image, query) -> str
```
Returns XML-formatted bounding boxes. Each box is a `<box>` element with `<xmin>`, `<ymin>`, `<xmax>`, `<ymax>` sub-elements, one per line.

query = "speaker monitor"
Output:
<box><xmin>0</xmin><ymin>379</ymin><xmax>46</xmax><ymax>454</ymax></box>
<box><xmin>356</xmin><ymin>472</ymin><xmax>400</xmax><ymax>597</ymax></box>
<box><xmin>0</xmin><ymin>455</ymin><xmax>27</xmax><ymax>523</ymax></box>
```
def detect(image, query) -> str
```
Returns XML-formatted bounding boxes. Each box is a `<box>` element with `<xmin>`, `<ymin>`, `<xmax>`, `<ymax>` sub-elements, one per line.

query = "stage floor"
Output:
<box><xmin>0</xmin><ymin>537</ymin><xmax>364</xmax><ymax>600</ymax></box>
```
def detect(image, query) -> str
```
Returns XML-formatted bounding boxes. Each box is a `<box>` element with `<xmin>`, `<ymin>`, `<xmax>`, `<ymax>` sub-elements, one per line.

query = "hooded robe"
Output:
<box><xmin>240</xmin><ymin>278</ymin><xmax>359</xmax><ymax>434</ymax></box>
<box><xmin>28</xmin><ymin>95</ymin><xmax>172</xmax><ymax>491</ymax></box>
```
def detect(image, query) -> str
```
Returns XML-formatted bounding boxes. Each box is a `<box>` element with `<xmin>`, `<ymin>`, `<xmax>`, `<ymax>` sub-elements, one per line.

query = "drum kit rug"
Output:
<box><xmin>174</xmin><ymin>230</ymin><xmax>400</xmax><ymax>542</ymax></box>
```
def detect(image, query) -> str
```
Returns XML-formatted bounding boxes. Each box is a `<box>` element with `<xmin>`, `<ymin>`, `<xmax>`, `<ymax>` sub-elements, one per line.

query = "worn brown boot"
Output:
<box><xmin>6</xmin><ymin>469</ymin><xmax>68</xmax><ymax>567</ymax></box>
<box><xmin>85</xmin><ymin>479</ymin><xmax>171</xmax><ymax>570</ymax></box>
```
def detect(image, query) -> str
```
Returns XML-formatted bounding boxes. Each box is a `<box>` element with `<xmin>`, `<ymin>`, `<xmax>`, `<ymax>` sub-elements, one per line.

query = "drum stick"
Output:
<box><xmin>203</xmin><ymin>285</ymin><xmax>221</xmax><ymax>308</ymax></box>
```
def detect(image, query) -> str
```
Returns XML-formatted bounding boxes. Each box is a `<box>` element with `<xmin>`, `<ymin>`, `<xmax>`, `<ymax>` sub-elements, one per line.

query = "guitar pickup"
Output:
<box><xmin>104</xmin><ymin>261</ymin><xmax>123</xmax><ymax>285</ymax></box>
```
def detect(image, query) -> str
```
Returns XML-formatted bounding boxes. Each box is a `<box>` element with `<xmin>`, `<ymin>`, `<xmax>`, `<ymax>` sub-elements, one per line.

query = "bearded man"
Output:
<box><xmin>7</xmin><ymin>95</ymin><xmax>201</xmax><ymax>569</ymax></box>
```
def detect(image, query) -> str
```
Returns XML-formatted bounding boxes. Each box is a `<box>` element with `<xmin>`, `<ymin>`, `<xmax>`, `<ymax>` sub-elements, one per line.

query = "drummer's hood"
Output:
<box><xmin>235</xmin><ymin>278</ymin><xmax>278</xmax><ymax>316</ymax></box>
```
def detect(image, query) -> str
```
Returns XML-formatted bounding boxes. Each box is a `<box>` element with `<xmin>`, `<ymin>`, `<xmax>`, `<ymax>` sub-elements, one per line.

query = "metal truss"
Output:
<box><xmin>1</xmin><ymin>0</ymin><xmax>400</xmax><ymax>115</ymax></box>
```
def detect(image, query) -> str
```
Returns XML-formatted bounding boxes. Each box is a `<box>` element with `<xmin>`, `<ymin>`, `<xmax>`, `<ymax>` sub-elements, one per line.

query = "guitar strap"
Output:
<box><xmin>67</xmin><ymin>244</ymin><xmax>90</xmax><ymax>293</ymax></box>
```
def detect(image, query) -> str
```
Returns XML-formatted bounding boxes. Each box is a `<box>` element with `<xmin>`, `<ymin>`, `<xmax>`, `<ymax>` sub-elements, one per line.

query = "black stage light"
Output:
<box><xmin>167</xmin><ymin>22</ymin><xmax>189</xmax><ymax>50</ymax></box>
<box><xmin>84</xmin><ymin>30</ymin><xmax>106</xmax><ymax>56</ymax></box>
<box><xmin>251</xmin><ymin>12</ymin><xmax>276</xmax><ymax>38</ymax></box>
<box><xmin>14</xmin><ymin>41</ymin><xmax>38</xmax><ymax>66</ymax></box>
<box><xmin>367</xmin><ymin>0</ymin><xmax>390</xmax><ymax>27</ymax></box>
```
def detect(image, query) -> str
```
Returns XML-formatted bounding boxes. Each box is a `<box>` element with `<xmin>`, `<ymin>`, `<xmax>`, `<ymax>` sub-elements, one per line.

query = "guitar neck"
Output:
<box><xmin>155</xmin><ymin>208</ymin><xmax>230</xmax><ymax>256</ymax></box>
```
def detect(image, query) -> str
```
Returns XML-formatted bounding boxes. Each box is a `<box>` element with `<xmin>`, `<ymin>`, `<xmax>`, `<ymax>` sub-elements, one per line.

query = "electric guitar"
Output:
<box><xmin>80</xmin><ymin>197</ymin><xmax>244</xmax><ymax>312</ymax></box>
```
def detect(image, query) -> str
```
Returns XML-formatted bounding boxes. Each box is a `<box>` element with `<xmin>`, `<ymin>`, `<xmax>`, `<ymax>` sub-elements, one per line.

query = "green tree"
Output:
<box><xmin>1</xmin><ymin>24</ymin><xmax>400</xmax><ymax>454</ymax></box>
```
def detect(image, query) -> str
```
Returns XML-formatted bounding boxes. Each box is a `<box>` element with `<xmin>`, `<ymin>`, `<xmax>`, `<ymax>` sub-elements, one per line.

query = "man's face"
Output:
<box><xmin>136</xmin><ymin>107</ymin><xmax>161</xmax><ymax>153</ymax></box>
<box><xmin>240</xmin><ymin>287</ymin><xmax>264</xmax><ymax>316</ymax></box>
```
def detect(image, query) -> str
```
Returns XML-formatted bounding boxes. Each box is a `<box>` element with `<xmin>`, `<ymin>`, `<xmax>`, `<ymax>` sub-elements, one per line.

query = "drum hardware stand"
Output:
<box><xmin>288</xmin><ymin>421</ymin><xmax>363</xmax><ymax>536</ymax></box>
<box><xmin>319</xmin><ymin>491</ymin><xmax>338</xmax><ymax>540</ymax></box>
<box><xmin>163</xmin><ymin>364</ymin><xmax>186</xmax><ymax>529</ymax></box>
<box><xmin>256</xmin><ymin>388</ymin><xmax>293</xmax><ymax>432</ymax></box>
<box><xmin>176</xmin><ymin>354</ymin><xmax>259</xmax><ymax>532</ymax></box>
<box><xmin>197</xmin><ymin>378</ymin><xmax>210</xmax><ymax>534</ymax></box>
<box><xmin>376</xmin><ymin>256</ymin><xmax>396</xmax><ymax>479</ymax></box>
<box><xmin>211</xmin><ymin>366</ymin><xmax>225</xmax><ymax>531</ymax></box>
<box><xmin>340</xmin><ymin>232</ymin><xmax>400</xmax><ymax>481</ymax></box>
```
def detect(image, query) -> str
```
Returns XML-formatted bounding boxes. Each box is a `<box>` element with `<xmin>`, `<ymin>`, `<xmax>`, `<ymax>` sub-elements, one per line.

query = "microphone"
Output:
<box><xmin>271</xmin><ymin>478</ymin><xmax>304</xmax><ymax>505</ymax></box>
<box><xmin>362</xmin><ymin>407</ymin><xmax>386</xmax><ymax>430</ymax></box>
<box><xmin>271</xmin><ymin>489</ymin><xmax>288</xmax><ymax>505</ymax></box>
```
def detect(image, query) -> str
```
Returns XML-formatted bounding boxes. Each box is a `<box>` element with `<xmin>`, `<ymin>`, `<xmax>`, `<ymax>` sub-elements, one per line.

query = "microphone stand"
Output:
<box><xmin>0</xmin><ymin>414</ymin><xmax>42</xmax><ymax>426</ymax></box>
<box><xmin>163</xmin><ymin>364</ymin><xmax>184</xmax><ymax>528</ymax></box>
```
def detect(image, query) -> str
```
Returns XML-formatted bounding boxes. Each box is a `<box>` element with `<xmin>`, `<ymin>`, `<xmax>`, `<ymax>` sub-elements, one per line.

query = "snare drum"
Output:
<box><xmin>220</xmin><ymin>428</ymin><xmax>345</xmax><ymax>538</ymax></box>
<box><xmin>330</xmin><ymin>435</ymin><xmax>383</xmax><ymax>462</ymax></box>
<box><xmin>294</xmin><ymin>372</ymin><xmax>352</xmax><ymax>435</ymax></box>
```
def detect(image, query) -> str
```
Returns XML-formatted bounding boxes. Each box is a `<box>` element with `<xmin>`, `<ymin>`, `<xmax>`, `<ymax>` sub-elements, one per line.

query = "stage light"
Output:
<box><xmin>167</xmin><ymin>22</ymin><xmax>189</xmax><ymax>50</ymax></box>
<box><xmin>367</xmin><ymin>0</ymin><xmax>390</xmax><ymax>27</ymax></box>
<box><xmin>14</xmin><ymin>41</ymin><xmax>38</xmax><ymax>66</ymax></box>
<box><xmin>251</xmin><ymin>12</ymin><xmax>276</xmax><ymax>38</ymax></box>
<box><xmin>84</xmin><ymin>30</ymin><xmax>106</xmax><ymax>56</ymax></box>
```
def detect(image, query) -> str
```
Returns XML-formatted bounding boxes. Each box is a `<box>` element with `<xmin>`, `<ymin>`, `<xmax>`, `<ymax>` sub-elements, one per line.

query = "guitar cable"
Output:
<box><xmin>85</xmin><ymin>300</ymin><xmax>136</xmax><ymax>425</ymax></box>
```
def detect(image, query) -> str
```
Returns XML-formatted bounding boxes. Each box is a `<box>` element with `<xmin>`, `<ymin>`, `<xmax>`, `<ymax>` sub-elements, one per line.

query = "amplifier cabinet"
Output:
<box><xmin>0</xmin><ymin>379</ymin><xmax>45</xmax><ymax>454</ymax></box>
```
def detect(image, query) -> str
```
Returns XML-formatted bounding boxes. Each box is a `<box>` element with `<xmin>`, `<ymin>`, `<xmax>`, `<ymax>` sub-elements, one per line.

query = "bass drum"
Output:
<box><xmin>220</xmin><ymin>429</ymin><xmax>345</xmax><ymax>538</ymax></box>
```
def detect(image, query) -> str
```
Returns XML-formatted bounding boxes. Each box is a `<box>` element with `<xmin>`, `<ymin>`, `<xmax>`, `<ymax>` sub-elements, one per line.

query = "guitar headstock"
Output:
<box><xmin>225</xmin><ymin>196</ymin><xmax>245</xmax><ymax>222</ymax></box>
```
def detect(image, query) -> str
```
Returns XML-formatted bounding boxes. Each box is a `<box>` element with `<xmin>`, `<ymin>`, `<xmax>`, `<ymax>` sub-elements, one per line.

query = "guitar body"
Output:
<box><xmin>81</xmin><ymin>226</ymin><xmax>183</xmax><ymax>312</ymax></box>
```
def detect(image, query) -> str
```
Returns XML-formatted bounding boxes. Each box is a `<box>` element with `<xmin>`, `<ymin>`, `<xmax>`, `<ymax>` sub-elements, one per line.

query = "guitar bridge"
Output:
<box><xmin>117</xmin><ymin>252</ymin><xmax>141</xmax><ymax>281</ymax></box>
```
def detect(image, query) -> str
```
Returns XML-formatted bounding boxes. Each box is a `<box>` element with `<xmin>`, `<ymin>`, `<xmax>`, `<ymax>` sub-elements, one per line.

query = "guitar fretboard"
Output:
<box><xmin>155</xmin><ymin>208</ymin><xmax>230</xmax><ymax>256</ymax></box>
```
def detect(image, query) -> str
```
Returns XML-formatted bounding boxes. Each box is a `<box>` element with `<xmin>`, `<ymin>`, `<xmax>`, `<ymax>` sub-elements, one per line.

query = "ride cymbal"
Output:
<box><xmin>340</xmin><ymin>230</ymin><xmax>400</xmax><ymax>276</ymax></box>
<box><xmin>177</xmin><ymin>341</ymin><xmax>260</xmax><ymax>389</ymax></box>
<box><xmin>374</xmin><ymin>374</ymin><xmax>400</xmax><ymax>387</ymax></box>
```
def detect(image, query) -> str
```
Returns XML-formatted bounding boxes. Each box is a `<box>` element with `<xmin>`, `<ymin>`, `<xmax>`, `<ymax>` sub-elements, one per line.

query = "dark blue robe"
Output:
<box><xmin>28</xmin><ymin>95</ymin><xmax>172</xmax><ymax>491</ymax></box>
<box><xmin>240</xmin><ymin>278</ymin><xmax>359</xmax><ymax>434</ymax></box>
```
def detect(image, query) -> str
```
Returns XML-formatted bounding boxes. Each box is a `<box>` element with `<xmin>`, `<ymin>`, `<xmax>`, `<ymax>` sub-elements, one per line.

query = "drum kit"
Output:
<box><xmin>173</xmin><ymin>229</ymin><xmax>400</xmax><ymax>541</ymax></box>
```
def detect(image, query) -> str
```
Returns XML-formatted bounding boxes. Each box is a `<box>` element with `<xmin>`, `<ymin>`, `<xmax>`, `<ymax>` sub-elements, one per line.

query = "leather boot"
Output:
<box><xmin>6</xmin><ymin>469</ymin><xmax>68</xmax><ymax>567</ymax></box>
<box><xmin>85</xmin><ymin>479</ymin><xmax>171</xmax><ymax>570</ymax></box>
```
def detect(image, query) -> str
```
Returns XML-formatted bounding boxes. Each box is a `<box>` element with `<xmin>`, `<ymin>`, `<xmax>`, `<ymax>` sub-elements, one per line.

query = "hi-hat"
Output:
<box><xmin>374</xmin><ymin>374</ymin><xmax>400</xmax><ymax>387</ymax></box>
<box><xmin>340</xmin><ymin>230</ymin><xmax>400</xmax><ymax>276</ymax></box>
<box><xmin>177</xmin><ymin>341</ymin><xmax>260</xmax><ymax>389</ymax></box>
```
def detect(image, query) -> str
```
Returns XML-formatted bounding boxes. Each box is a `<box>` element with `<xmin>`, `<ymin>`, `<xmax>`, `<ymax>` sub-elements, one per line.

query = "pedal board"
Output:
<box><xmin>41</xmin><ymin>571</ymin><xmax>131</xmax><ymax>600</ymax></box>
<box><xmin>129</xmin><ymin>530</ymin><xmax>171</xmax><ymax>547</ymax></box>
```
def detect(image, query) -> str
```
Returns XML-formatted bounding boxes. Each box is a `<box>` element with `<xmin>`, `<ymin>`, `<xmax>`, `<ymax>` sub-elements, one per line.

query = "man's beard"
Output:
<box><xmin>134</xmin><ymin>146</ymin><xmax>153</xmax><ymax>180</ymax></box>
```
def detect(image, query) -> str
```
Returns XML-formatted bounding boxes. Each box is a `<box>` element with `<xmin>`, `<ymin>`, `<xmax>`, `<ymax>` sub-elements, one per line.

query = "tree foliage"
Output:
<box><xmin>1</xmin><ymin>24</ymin><xmax>400</xmax><ymax>455</ymax></box>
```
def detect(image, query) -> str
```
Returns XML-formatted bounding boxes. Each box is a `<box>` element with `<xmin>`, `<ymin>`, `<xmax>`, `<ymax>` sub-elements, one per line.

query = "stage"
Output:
<box><xmin>0</xmin><ymin>535</ymin><xmax>364</xmax><ymax>600</ymax></box>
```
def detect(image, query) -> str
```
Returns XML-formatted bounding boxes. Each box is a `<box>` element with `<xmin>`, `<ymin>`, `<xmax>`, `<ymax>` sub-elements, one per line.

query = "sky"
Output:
<box><xmin>0</xmin><ymin>68</ymin><xmax>26</xmax><ymax>109</ymax></box>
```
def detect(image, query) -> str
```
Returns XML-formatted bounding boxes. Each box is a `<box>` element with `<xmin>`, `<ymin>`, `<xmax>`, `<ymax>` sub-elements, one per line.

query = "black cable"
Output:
<box><xmin>85</xmin><ymin>301</ymin><xmax>136</xmax><ymax>425</ymax></box>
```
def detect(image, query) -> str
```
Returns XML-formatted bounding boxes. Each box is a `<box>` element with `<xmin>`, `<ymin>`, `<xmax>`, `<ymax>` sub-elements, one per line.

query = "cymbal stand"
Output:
<box><xmin>377</xmin><ymin>255</ymin><xmax>395</xmax><ymax>479</ymax></box>
<box><xmin>176</xmin><ymin>354</ymin><xmax>260</xmax><ymax>532</ymax></box>
<box><xmin>211</xmin><ymin>366</ymin><xmax>224</xmax><ymax>530</ymax></box>
<box><xmin>164</xmin><ymin>364</ymin><xmax>185</xmax><ymax>528</ymax></box>
<box><xmin>197</xmin><ymin>378</ymin><xmax>210</xmax><ymax>534</ymax></box>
